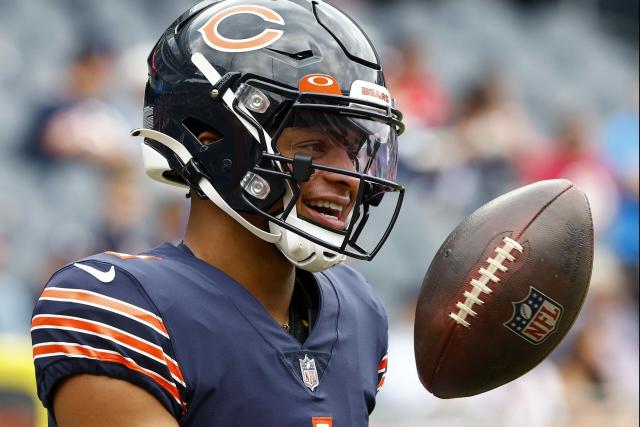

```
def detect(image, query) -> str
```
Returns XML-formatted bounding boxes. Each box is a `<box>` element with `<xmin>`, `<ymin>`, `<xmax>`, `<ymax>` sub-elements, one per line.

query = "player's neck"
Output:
<box><xmin>183</xmin><ymin>198</ymin><xmax>295</xmax><ymax>327</ymax></box>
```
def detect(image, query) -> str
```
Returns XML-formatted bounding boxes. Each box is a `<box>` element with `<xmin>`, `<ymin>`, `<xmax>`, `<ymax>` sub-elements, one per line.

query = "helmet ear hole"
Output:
<box><xmin>183</xmin><ymin>117</ymin><xmax>224</xmax><ymax>145</ymax></box>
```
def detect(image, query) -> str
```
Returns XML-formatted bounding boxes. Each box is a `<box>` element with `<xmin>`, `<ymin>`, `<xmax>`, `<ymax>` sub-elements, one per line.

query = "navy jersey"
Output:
<box><xmin>31</xmin><ymin>243</ymin><xmax>389</xmax><ymax>426</ymax></box>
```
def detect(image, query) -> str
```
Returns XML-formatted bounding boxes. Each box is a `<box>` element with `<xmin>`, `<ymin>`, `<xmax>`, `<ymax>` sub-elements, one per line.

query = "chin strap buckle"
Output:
<box><xmin>181</xmin><ymin>159</ymin><xmax>210</xmax><ymax>199</ymax></box>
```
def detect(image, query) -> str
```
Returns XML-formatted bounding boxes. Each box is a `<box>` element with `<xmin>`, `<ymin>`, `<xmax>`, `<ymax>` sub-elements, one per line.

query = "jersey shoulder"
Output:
<box><xmin>31</xmin><ymin>245</ymin><xmax>189</xmax><ymax>420</ymax></box>
<box><xmin>320</xmin><ymin>263</ymin><xmax>386</xmax><ymax>318</ymax></box>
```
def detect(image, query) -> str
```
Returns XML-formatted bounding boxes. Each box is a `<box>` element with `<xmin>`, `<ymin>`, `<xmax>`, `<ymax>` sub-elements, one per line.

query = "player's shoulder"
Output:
<box><xmin>32</xmin><ymin>243</ymin><xmax>189</xmax><ymax>417</ymax></box>
<box><xmin>319</xmin><ymin>263</ymin><xmax>386</xmax><ymax>317</ymax></box>
<box><xmin>34</xmin><ymin>243</ymin><xmax>202</xmax><ymax>333</ymax></box>
<box><xmin>43</xmin><ymin>243</ymin><xmax>188</xmax><ymax>302</ymax></box>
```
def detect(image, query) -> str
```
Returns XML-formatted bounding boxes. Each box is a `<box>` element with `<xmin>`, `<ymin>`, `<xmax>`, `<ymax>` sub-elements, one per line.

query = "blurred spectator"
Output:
<box><xmin>599</xmin><ymin>80</ymin><xmax>639</xmax><ymax>301</ymax></box>
<box><xmin>424</xmin><ymin>69</ymin><xmax>540</xmax><ymax>211</ymax></box>
<box><xmin>19</xmin><ymin>38</ymin><xmax>132</xmax><ymax>172</ymax></box>
<box><xmin>386</xmin><ymin>40</ymin><xmax>452</xmax><ymax>129</ymax></box>
<box><xmin>452</xmin><ymin>69</ymin><xmax>538</xmax><ymax>165</ymax></box>
<box><xmin>95</xmin><ymin>170</ymin><xmax>150</xmax><ymax>253</ymax></box>
<box><xmin>519</xmin><ymin>112</ymin><xmax>620</xmax><ymax>234</ymax></box>
<box><xmin>385</xmin><ymin>39</ymin><xmax>452</xmax><ymax>182</ymax></box>
<box><xmin>555</xmin><ymin>248</ymin><xmax>639</xmax><ymax>427</ymax></box>
<box><xmin>32</xmin><ymin>223</ymin><xmax>97</xmax><ymax>297</ymax></box>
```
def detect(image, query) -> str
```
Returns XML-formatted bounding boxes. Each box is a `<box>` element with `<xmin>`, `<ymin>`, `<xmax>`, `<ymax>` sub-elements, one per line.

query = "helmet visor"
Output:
<box><xmin>266</xmin><ymin>108</ymin><xmax>400</xmax><ymax>242</ymax></box>
<box><xmin>273</xmin><ymin>109</ymin><xmax>398</xmax><ymax>183</ymax></box>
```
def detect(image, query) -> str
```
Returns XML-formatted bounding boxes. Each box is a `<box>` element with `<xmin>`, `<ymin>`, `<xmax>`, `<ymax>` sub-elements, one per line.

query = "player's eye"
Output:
<box><xmin>291</xmin><ymin>140</ymin><xmax>330</xmax><ymax>157</ymax></box>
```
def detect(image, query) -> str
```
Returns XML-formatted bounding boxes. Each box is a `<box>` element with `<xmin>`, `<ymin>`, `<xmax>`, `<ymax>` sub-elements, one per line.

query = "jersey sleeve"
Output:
<box><xmin>30</xmin><ymin>260</ymin><xmax>187</xmax><ymax>420</ymax></box>
<box><xmin>375</xmin><ymin>307</ymin><xmax>389</xmax><ymax>394</ymax></box>
<box><xmin>376</xmin><ymin>351</ymin><xmax>388</xmax><ymax>393</ymax></box>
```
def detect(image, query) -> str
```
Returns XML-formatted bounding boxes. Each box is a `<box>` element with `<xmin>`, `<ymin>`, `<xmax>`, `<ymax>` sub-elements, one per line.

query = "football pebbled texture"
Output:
<box><xmin>414</xmin><ymin>179</ymin><xmax>593</xmax><ymax>398</ymax></box>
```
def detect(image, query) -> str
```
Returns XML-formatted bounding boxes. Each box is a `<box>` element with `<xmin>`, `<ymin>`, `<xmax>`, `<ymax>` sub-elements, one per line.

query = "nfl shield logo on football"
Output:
<box><xmin>504</xmin><ymin>286</ymin><xmax>563</xmax><ymax>345</ymax></box>
<box><xmin>299</xmin><ymin>354</ymin><xmax>320</xmax><ymax>391</ymax></box>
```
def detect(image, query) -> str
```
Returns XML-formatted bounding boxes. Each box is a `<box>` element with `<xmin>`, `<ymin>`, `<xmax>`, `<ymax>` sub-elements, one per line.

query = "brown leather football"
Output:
<box><xmin>414</xmin><ymin>179</ymin><xmax>593</xmax><ymax>398</ymax></box>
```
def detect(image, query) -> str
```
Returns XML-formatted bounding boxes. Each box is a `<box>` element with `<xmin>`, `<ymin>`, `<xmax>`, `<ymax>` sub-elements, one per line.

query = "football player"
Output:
<box><xmin>31</xmin><ymin>0</ymin><xmax>404</xmax><ymax>425</ymax></box>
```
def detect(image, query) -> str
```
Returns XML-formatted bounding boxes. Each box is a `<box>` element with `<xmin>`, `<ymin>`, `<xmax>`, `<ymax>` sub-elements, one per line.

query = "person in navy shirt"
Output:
<box><xmin>31</xmin><ymin>1</ymin><xmax>405</xmax><ymax>425</ymax></box>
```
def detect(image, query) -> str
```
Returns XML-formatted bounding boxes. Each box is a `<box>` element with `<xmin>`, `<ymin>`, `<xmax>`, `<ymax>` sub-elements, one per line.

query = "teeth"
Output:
<box><xmin>308</xmin><ymin>200</ymin><xmax>344</xmax><ymax>212</ymax></box>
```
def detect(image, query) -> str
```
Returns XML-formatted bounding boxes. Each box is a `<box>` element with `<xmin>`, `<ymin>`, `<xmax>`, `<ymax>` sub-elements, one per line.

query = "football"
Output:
<box><xmin>414</xmin><ymin>179</ymin><xmax>593</xmax><ymax>398</ymax></box>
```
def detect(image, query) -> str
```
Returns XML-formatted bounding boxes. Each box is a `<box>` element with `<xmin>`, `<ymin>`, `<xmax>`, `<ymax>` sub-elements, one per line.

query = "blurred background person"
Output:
<box><xmin>599</xmin><ymin>79</ymin><xmax>639</xmax><ymax>303</ymax></box>
<box><xmin>437</xmin><ymin>68</ymin><xmax>541</xmax><ymax>211</ymax></box>
<box><xmin>19</xmin><ymin>38</ymin><xmax>131</xmax><ymax>172</ymax></box>
<box><xmin>386</xmin><ymin>39</ymin><xmax>452</xmax><ymax>130</ymax></box>
<box><xmin>553</xmin><ymin>249</ymin><xmax>639</xmax><ymax>427</ymax></box>
<box><xmin>519</xmin><ymin>111</ymin><xmax>620</xmax><ymax>235</ymax></box>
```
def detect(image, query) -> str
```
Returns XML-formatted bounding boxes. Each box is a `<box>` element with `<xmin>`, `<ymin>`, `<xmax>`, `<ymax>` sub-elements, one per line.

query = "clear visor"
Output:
<box><xmin>273</xmin><ymin>109</ymin><xmax>398</xmax><ymax>183</ymax></box>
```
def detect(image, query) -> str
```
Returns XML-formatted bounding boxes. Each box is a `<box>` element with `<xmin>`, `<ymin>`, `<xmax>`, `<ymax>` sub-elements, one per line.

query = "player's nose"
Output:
<box><xmin>315</xmin><ymin>146</ymin><xmax>359</xmax><ymax>193</ymax></box>
<box><xmin>318</xmin><ymin>167</ymin><xmax>359</xmax><ymax>194</ymax></box>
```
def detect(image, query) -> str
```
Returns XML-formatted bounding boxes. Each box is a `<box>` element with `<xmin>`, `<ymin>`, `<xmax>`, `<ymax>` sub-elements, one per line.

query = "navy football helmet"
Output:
<box><xmin>133</xmin><ymin>0</ymin><xmax>404</xmax><ymax>271</ymax></box>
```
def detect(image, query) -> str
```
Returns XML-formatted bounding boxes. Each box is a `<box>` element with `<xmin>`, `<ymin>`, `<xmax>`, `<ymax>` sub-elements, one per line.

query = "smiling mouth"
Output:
<box><xmin>301</xmin><ymin>199</ymin><xmax>350</xmax><ymax>231</ymax></box>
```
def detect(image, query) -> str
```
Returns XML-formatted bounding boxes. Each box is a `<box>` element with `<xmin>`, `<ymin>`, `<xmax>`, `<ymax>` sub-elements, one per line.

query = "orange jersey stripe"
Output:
<box><xmin>31</xmin><ymin>315</ymin><xmax>185</xmax><ymax>386</ymax></box>
<box><xmin>33</xmin><ymin>343</ymin><xmax>185</xmax><ymax>411</ymax></box>
<box><xmin>378</xmin><ymin>355</ymin><xmax>388</xmax><ymax>372</ymax></box>
<box><xmin>41</xmin><ymin>287</ymin><xmax>169</xmax><ymax>337</ymax></box>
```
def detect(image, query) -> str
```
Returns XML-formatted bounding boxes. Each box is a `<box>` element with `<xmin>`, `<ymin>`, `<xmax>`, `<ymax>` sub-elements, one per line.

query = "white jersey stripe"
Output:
<box><xmin>31</xmin><ymin>314</ymin><xmax>186</xmax><ymax>388</ymax></box>
<box><xmin>45</xmin><ymin>287</ymin><xmax>164</xmax><ymax>323</ymax></box>
<box><xmin>39</xmin><ymin>296</ymin><xmax>170</xmax><ymax>339</ymax></box>
<box><xmin>33</xmin><ymin>342</ymin><xmax>184</xmax><ymax>406</ymax></box>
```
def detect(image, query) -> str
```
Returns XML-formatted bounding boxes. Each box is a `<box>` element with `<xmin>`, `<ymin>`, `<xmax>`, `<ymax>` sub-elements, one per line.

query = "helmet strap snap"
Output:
<box><xmin>181</xmin><ymin>158</ymin><xmax>211</xmax><ymax>199</ymax></box>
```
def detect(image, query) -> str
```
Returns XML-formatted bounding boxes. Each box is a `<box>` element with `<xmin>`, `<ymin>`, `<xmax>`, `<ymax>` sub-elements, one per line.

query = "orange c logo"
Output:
<box><xmin>198</xmin><ymin>5</ymin><xmax>285</xmax><ymax>52</ymax></box>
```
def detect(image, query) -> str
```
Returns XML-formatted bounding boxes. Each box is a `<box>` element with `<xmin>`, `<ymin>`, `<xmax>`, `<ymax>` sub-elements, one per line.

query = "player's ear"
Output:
<box><xmin>182</xmin><ymin>116</ymin><xmax>224</xmax><ymax>145</ymax></box>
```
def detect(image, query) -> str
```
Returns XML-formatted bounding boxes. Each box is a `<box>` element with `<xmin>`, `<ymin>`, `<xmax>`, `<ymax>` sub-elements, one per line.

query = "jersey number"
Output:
<box><xmin>312</xmin><ymin>417</ymin><xmax>333</xmax><ymax>427</ymax></box>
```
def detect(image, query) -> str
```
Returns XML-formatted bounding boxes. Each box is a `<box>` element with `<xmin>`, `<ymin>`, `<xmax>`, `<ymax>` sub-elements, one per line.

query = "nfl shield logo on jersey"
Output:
<box><xmin>299</xmin><ymin>354</ymin><xmax>320</xmax><ymax>391</ymax></box>
<box><xmin>504</xmin><ymin>286</ymin><xmax>563</xmax><ymax>345</ymax></box>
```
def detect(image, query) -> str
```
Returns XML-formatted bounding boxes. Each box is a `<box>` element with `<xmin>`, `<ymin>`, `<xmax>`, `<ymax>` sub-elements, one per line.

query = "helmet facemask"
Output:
<box><xmin>233</xmin><ymin>79</ymin><xmax>405</xmax><ymax>270</ymax></box>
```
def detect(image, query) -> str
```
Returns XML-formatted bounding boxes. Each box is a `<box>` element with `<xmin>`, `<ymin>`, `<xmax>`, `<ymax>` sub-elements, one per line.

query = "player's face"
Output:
<box><xmin>276</xmin><ymin>126</ymin><xmax>360</xmax><ymax>231</ymax></box>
